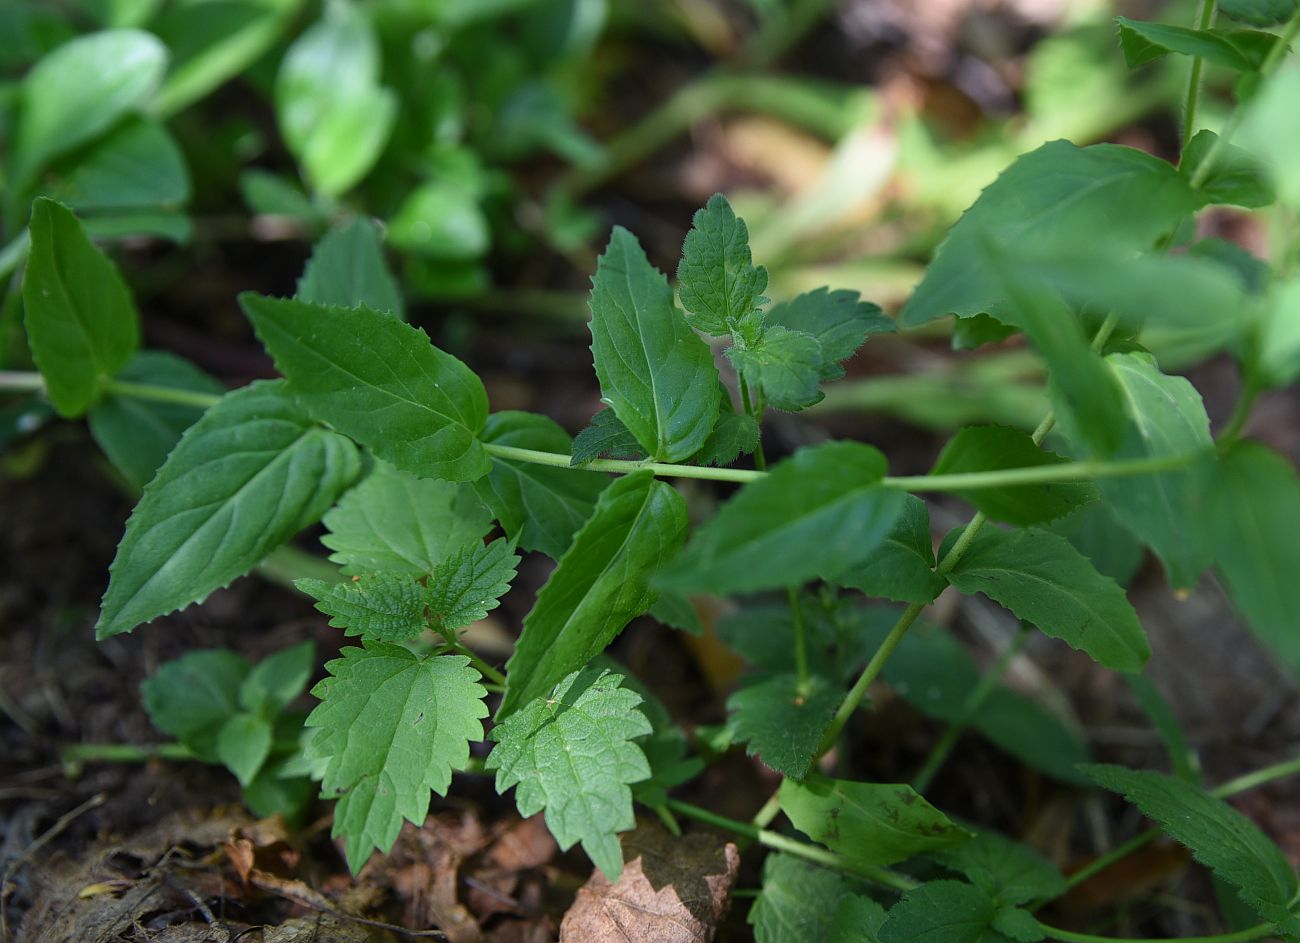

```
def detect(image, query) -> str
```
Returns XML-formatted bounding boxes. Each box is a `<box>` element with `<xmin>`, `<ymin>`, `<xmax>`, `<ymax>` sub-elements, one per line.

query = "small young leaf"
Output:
<box><xmin>141</xmin><ymin>648</ymin><xmax>249</xmax><ymax>761</ymax></box>
<box><xmin>1115</xmin><ymin>17</ymin><xmax>1277</xmax><ymax>72</ymax></box>
<box><xmin>750</xmin><ymin>854</ymin><xmax>869</xmax><ymax>943</ymax></box>
<box><xmin>239</xmin><ymin>640</ymin><xmax>315</xmax><ymax>717</ymax></box>
<box><xmin>727</xmin><ymin>326</ymin><xmax>825</xmax><ymax>411</ymax></box>
<box><xmin>241</xmin><ymin>294</ymin><xmax>491</xmax><ymax>482</ymax></box>
<box><xmin>98</xmin><ymin>382</ymin><xmax>361</xmax><ymax>638</ymax></box>
<box><xmin>828</xmin><ymin>495</ymin><xmax>946</xmax><ymax>604</ymax></box>
<box><xmin>588</xmin><ymin>227</ymin><xmax>721</xmax><ymax>462</ymax></box>
<box><xmin>930</xmin><ymin>426</ymin><xmax>1097</xmax><ymax>526</ymax></box>
<box><xmin>656</xmin><ymin>441</ymin><xmax>907</xmax><ymax>595</ymax></box>
<box><xmin>765</xmin><ymin>287</ymin><xmax>896</xmax><ymax>379</ymax></box>
<box><xmin>880</xmin><ymin>881</ymin><xmax>1029</xmax><ymax>943</ymax></box>
<box><xmin>690</xmin><ymin>408</ymin><xmax>759</xmax><ymax>467</ymax></box>
<box><xmin>23</xmin><ymin>198</ymin><xmax>141</xmax><ymax>417</ymax></box>
<box><xmin>297</xmin><ymin>574</ymin><xmax>427</xmax><ymax>640</ymax></box>
<box><xmin>933</xmin><ymin>831</ymin><xmax>1066</xmax><ymax>906</ymax></box>
<box><xmin>1086</xmin><ymin>765</ymin><xmax>1300</xmax><ymax>933</ymax></box>
<box><xmin>780</xmin><ymin>777</ymin><xmax>969</xmax><ymax>866</ymax></box>
<box><xmin>499</xmin><ymin>472</ymin><xmax>687</xmax><ymax>718</ymax></box>
<box><xmin>217</xmin><ymin>712</ymin><xmax>274</xmax><ymax>786</ymax></box>
<box><xmin>297</xmin><ymin>217</ymin><xmax>404</xmax><ymax>319</ymax></box>
<box><xmin>676</xmin><ymin>192</ymin><xmax>769</xmax><ymax>341</ymax></box>
<box><xmin>944</xmin><ymin>526</ymin><xmax>1150</xmax><ymax>672</ymax></box>
<box><xmin>570</xmin><ymin>407</ymin><xmax>646</xmax><ymax>465</ymax></box>
<box><xmin>307</xmin><ymin>644</ymin><xmax>489</xmax><ymax>870</ymax></box>
<box><xmin>476</xmin><ymin>411</ymin><xmax>609</xmax><ymax>559</ymax></box>
<box><xmin>426</xmin><ymin>537</ymin><xmax>520</xmax><ymax>633</ymax></box>
<box><xmin>487</xmin><ymin>667</ymin><xmax>652</xmax><ymax>881</ymax></box>
<box><xmin>321</xmin><ymin>460</ymin><xmax>493</xmax><ymax>577</ymax></box>
<box><xmin>1180</xmin><ymin>130</ymin><xmax>1274</xmax><ymax>209</ymax></box>
<box><xmin>727</xmin><ymin>673</ymin><xmax>839</xmax><ymax>780</ymax></box>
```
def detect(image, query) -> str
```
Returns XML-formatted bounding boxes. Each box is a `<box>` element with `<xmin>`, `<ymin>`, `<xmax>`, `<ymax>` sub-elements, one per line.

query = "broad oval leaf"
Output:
<box><xmin>588</xmin><ymin>226</ymin><xmax>720</xmax><ymax>461</ymax></box>
<box><xmin>141</xmin><ymin>648</ymin><xmax>250</xmax><ymax>761</ymax></box>
<box><xmin>97</xmin><ymin>381</ymin><xmax>361</xmax><ymax>638</ymax></box>
<box><xmin>241</xmin><ymin>294</ymin><xmax>491</xmax><ymax>481</ymax></box>
<box><xmin>499</xmin><ymin>471</ymin><xmax>688</xmax><ymax>718</ymax></box>
<box><xmin>655</xmin><ymin>441</ymin><xmax>907</xmax><ymax>595</ymax></box>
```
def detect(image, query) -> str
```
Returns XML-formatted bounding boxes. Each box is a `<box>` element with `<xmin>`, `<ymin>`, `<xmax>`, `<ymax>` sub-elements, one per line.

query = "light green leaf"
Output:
<box><xmin>900</xmin><ymin>141</ymin><xmax>1199</xmax><ymax>328</ymax></box>
<box><xmin>297</xmin><ymin>217</ymin><xmax>403</xmax><ymax>319</ymax></box>
<box><xmin>307</xmin><ymin>644</ymin><xmax>488</xmax><ymax>870</ymax></box>
<box><xmin>1210</xmin><ymin>441</ymin><xmax>1300</xmax><ymax>676</ymax></box>
<box><xmin>656</xmin><ymin>441</ymin><xmax>906</xmax><ymax>595</ymax></box>
<box><xmin>1087</xmin><ymin>765</ymin><xmax>1300</xmax><ymax>933</ymax></box>
<box><xmin>56</xmin><ymin>118</ymin><xmax>190</xmax><ymax>212</ymax></box>
<box><xmin>297</xmin><ymin>574</ymin><xmax>427</xmax><ymax>640</ymax></box>
<box><xmin>141</xmin><ymin>648</ymin><xmax>249</xmax><ymax>761</ymax></box>
<box><xmin>499</xmin><ymin>472</ymin><xmax>688</xmax><ymax>718</ymax></box>
<box><xmin>1219</xmin><ymin>0</ymin><xmax>1298</xmax><ymax>26</ymax></box>
<box><xmin>475</xmin><ymin>411</ymin><xmax>609</xmax><ymax>559</ymax></box>
<box><xmin>1115</xmin><ymin>17</ymin><xmax>1277</xmax><ymax>72</ymax></box>
<box><xmin>97</xmin><ymin>381</ymin><xmax>361</xmax><ymax>637</ymax></box>
<box><xmin>728</xmin><ymin>326</ymin><xmax>825</xmax><ymax>411</ymax></box>
<box><xmin>780</xmin><ymin>777</ymin><xmax>968</xmax><ymax>866</ymax></box>
<box><xmin>588</xmin><ymin>226</ymin><xmax>720</xmax><ymax>462</ymax></box>
<box><xmin>750</xmin><ymin>853</ymin><xmax>869</xmax><ymax>943</ymax></box>
<box><xmin>945</xmin><ymin>526</ymin><xmax>1149</xmax><ymax>672</ymax></box>
<box><xmin>239</xmin><ymin>169</ymin><xmax>322</xmax><ymax>222</ymax></box>
<box><xmin>829</xmin><ymin>495</ymin><xmax>946</xmax><ymax>604</ymax></box>
<box><xmin>1181</xmin><ymin>130</ymin><xmax>1274</xmax><ymax>209</ymax></box>
<box><xmin>87</xmin><ymin>351</ymin><xmax>224</xmax><ymax>489</ymax></box>
<box><xmin>676</xmin><ymin>192</ymin><xmax>769</xmax><ymax>341</ymax></box>
<box><xmin>1260</xmin><ymin>277</ymin><xmax>1300</xmax><ymax>388</ymax></box>
<box><xmin>217</xmin><ymin>712</ymin><xmax>274</xmax><ymax>786</ymax></box>
<box><xmin>829</xmin><ymin>896</ymin><xmax>889</xmax><ymax>943</ymax></box>
<box><xmin>1237</xmin><ymin>66</ymin><xmax>1300</xmax><ymax>209</ymax></box>
<box><xmin>11</xmin><ymin>29</ymin><xmax>168</xmax><ymax>191</ymax></box>
<box><xmin>487</xmin><ymin>667</ymin><xmax>652</xmax><ymax>881</ymax></box>
<box><xmin>387</xmin><ymin>180</ymin><xmax>490</xmax><ymax>260</ymax></box>
<box><xmin>321</xmin><ymin>460</ymin><xmax>492</xmax><ymax>577</ymax></box>
<box><xmin>765</xmin><ymin>287</ymin><xmax>896</xmax><ymax>379</ymax></box>
<box><xmin>239</xmin><ymin>640</ymin><xmax>315</xmax><ymax>716</ymax></box>
<box><xmin>241</xmin><ymin>294</ymin><xmax>491</xmax><ymax>481</ymax></box>
<box><xmin>427</xmin><ymin>537</ymin><xmax>519</xmax><ymax>633</ymax></box>
<box><xmin>880</xmin><ymin>881</ymin><xmax>1024</xmax><ymax>943</ymax></box>
<box><xmin>930</xmin><ymin>426</ymin><xmax>1097</xmax><ymax>526</ymax></box>
<box><xmin>570</xmin><ymin>407</ymin><xmax>646</xmax><ymax>465</ymax></box>
<box><xmin>23</xmin><ymin>198</ymin><xmax>140</xmax><ymax>417</ymax></box>
<box><xmin>728</xmin><ymin>673</ymin><xmax>839</xmax><ymax>780</ymax></box>
<box><xmin>934</xmin><ymin>831</ymin><xmax>1066</xmax><ymax>906</ymax></box>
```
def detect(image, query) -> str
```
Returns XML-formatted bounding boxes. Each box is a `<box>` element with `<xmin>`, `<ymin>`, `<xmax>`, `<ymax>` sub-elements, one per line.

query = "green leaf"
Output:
<box><xmin>649</xmin><ymin>591</ymin><xmax>703</xmax><ymax>634</ymax></box>
<box><xmin>1050</xmin><ymin>499</ymin><xmax>1145</xmax><ymax>586</ymax></box>
<box><xmin>239</xmin><ymin>641</ymin><xmax>315</xmax><ymax>717</ymax></box>
<box><xmin>765</xmin><ymin>287</ymin><xmax>896</xmax><ymax>379</ymax></box>
<box><xmin>588</xmin><ymin>226</ymin><xmax>720</xmax><ymax>462</ymax></box>
<box><xmin>320</xmin><ymin>460</ymin><xmax>492</xmax><ymax>577</ymax></box>
<box><xmin>676</xmin><ymin>192</ymin><xmax>769</xmax><ymax>341</ymax></box>
<box><xmin>780</xmin><ymin>777</ymin><xmax>968</xmax><ymax>866</ymax></box>
<box><xmin>719</xmin><ymin>596</ymin><xmax>871</xmax><ymax>685</ymax></box>
<box><xmin>829</xmin><ymin>896</ymin><xmax>889</xmax><ymax>943</ymax></box>
<box><xmin>728</xmin><ymin>326</ymin><xmax>825</xmax><ymax>411</ymax></box>
<box><xmin>11</xmin><ymin>29</ymin><xmax>168</xmax><ymax>191</ymax></box>
<box><xmin>930</xmin><ymin>426</ymin><xmax>1097</xmax><ymax>526</ymax></box>
<box><xmin>1219</xmin><ymin>0</ymin><xmax>1298</xmax><ymax>27</ymax></box>
<box><xmin>307</xmin><ymin>644</ymin><xmax>488</xmax><ymax>870</ymax></box>
<box><xmin>297</xmin><ymin>574</ymin><xmax>427</xmax><ymax>640</ymax></box>
<box><xmin>1180</xmin><ymin>130</ymin><xmax>1274</xmax><ymax>209</ymax></box>
<box><xmin>1260</xmin><ymin>277</ymin><xmax>1300</xmax><ymax>388</ymax></box>
<box><xmin>728</xmin><ymin>673</ymin><xmax>840</xmax><ymax>780</ymax></box>
<box><xmin>690</xmin><ymin>407</ymin><xmax>759</xmax><ymax>467</ymax></box>
<box><xmin>98</xmin><ymin>381</ymin><xmax>360</xmax><ymax>637</ymax></box>
<box><xmin>141</xmin><ymin>648</ymin><xmax>248</xmax><ymax>761</ymax></box>
<box><xmin>1058</xmin><ymin>352</ymin><xmax>1215</xmax><ymax>590</ymax></box>
<box><xmin>952</xmin><ymin>313</ymin><xmax>1017</xmax><ymax>351</ymax></box>
<box><xmin>570</xmin><ymin>407</ymin><xmax>646</xmax><ymax>465</ymax></box>
<box><xmin>1237</xmin><ymin>67</ymin><xmax>1300</xmax><ymax>209</ymax></box>
<box><xmin>750</xmin><ymin>854</ymin><xmax>869</xmax><ymax>943</ymax></box>
<box><xmin>427</xmin><ymin>537</ymin><xmax>519</xmax><ymax>633</ymax></box>
<box><xmin>475</xmin><ymin>411</ymin><xmax>609</xmax><ymax>559</ymax></box>
<box><xmin>933</xmin><ymin>831</ymin><xmax>1066</xmax><ymax>906</ymax></box>
<box><xmin>1115</xmin><ymin>17</ymin><xmax>1277</xmax><ymax>72</ymax></box>
<box><xmin>241</xmin><ymin>294</ymin><xmax>491</xmax><ymax>482</ymax></box>
<box><xmin>1086</xmin><ymin>765</ymin><xmax>1300</xmax><ymax>933</ymax></box>
<box><xmin>880</xmin><ymin>881</ymin><xmax>1028</xmax><ymax>943</ymax></box>
<box><xmin>487</xmin><ymin>667</ymin><xmax>652</xmax><ymax>880</ymax></box>
<box><xmin>1210</xmin><ymin>441</ymin><xmax>1300</xmax><ymax>676</ymax></box>
<box><xmin>900</xmin><ymin>142</ymin><xmax>1199</xmax><ymax>328</ymax></box>
<box><xmin>217</xmin><ymin>712</ymin><xmax>274</xmax><ymax>786</ymax></box>
<box><xmin>87</xmin><ymin>351</ymin><xmax>224</xmax><ymax>489</ymax></box>
<box><xmin>944</xmin><ymin>526</ymin><xmax>1149</xmax><ymax>672</ymax></box>
<box><xmin>828</xmin><ymin>495</ymin><xmax>946</xmax><ymax>604</ymax></box>
<box><xmin>499</xmin><ymin>472</ymin><xmax>688</xmax><ymax>718</ymax></box>
<box><xmin>387</xmin><ymin>180</ymin><xmax>490</xmax><ymax>261</ymax></box>
<box><xmin>275</xmin><ymin>1</ymin><xmax>395</xmax><ymax>197</ymax></box>
<box><xmin>604</xmin><ymin>662</ymin><xmax>702</xmax><ymax>811</ymax></box>
<box><xmin>297</xmin><ymin>217</ymin><xmax>404</xmax><ymax>319</ymax></box>
<box><xmin>656</xmin><ymin>441</ymin><xmax>907</xmax><ymax>595</ymax></box>
<box><xmin>991</xmin><ymin>907</ymin><xmax>1044</xmax><ymax>943</ymax></box>
<box><xmin>55</xmin><ymin>117</ymin><xmax>190</xmax><ymax>213</ymax></box>
<box><xmin>23</xmin><ymin>198</ymin><xmax>140</xmax><ymax>417</ymax></box>
<box><xmin>239</xmin><ymin>168</ymin><xmax>322</xmax><ymax>222</ymax></box>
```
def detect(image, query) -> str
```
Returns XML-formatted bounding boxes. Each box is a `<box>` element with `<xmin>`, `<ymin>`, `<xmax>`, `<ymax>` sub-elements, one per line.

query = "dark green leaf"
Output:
<box><xmin>952</xmin><ymin>313</ymin><xmax>1017</xmax><ymax>351</ymax></box>
<box><xmin>56</xmin><ymin>118</ymin><xmax>190</xmax><ymax>213</ymax></box>
<box><xmin>750</xmin><ymin>853</ymin><xmax>869</xmax><ymax>943</ymax></box>
<box><xmin>728</xmin><ymin>673</ymin><xmax>839</xmax><ymax>780</ymax></box>
<box><xmin>728</xmin><ymin>326</ymin><xmax>825</xmax><ymax>411</ymax></box>
<box><xmin>690</xmin><ymin>408</ymin><xmax>759</xmax><ymax>467</ymax></box>
<box><xmin>488</xmin><ymin>667</ymin><xmax>651</xmax><ymax>880</ymax></box>
<box><xmin>217</xmin><ymin>712</ymin><xmax>273</xmax><ymax>786</ymax></box>
<box><xmin>426</xmin><ymin>537</ymin><xmax>519</xmax><ymax>633</ymax></box>
<box><xmin>656</xmin><ymin>441</ymin><xmax>906</xmax><ymax>595</ymax></box>
<box><xmin>1219</xmin><ymin>0</ymin><xmax>1298</xmax><ymax>26</ymax></box>
<box><xmin>588</xmin><ymin>227</ymin><xmax>720</xmax><ymax>461</ymax></box>
<box><xmin>829</xmin><ymin>896</ymin><xmax>889</xmax><ymax>943</ymax></box>
<box><xmin>648</xmin><ymin>591</ymin><xmax>703</xmax><ymax>635</ymax></box>
<box><xmin>297</xmin><ymin>574</ymin><xmax>427</xmax><ymax>640</ymax></box>
<box><xmin>141</xmin><ymin>648</ymin><xmax>248</xmax><ymax>761</ymax></box>
<box><xmin>676</xmin><ymin>192</ymin><xmax>769</xmax><ymax>341</ymax></box>
<box><xmin>570</xmin><ymin>407</ymin><xmax>646</xmax><ymax>465</ymax></box>
<box><xmin>780</xmin><ymin>777</ymin><xmax>969</xmax><ymax>866</ymax></box>
<box><xmin>934</xmin><ymin>831</ymin><xmax>1066</xmax><ymax>906</ymax></box>
<box><xmin>1086</xmin><ymin>765</ymin><xmax>1300</xmax><ymax>933</ymax></box>
<box><xmin>499</xmin><ymin>472</ymin><xmax>688</xmax><ymax>718</ymax></box>
<box><xmin>1181</xmin><ymin>130</ymin><xmax>1274</xmax><ymax>209</ymax></box>
<box><xmin>880</xmin><ymin>881</ymin><xmax>1024</xmax><ymax>943</ymax></box>
<box><xmin>1050</xmin><ymin>500</ymin><xmax>1145</xmax><ymax>586</ymax></box>
<box><xmin>828</xmin><ymin>495</ymin><xmax>946</xmax><ymax>604</ymax></box>
<box><xmin>97</xmin><ymin>381</ymin><xmax>360</xmax><ymax>637</ymax></box>
<box><xmin>930</xmin><ymin>426</ymin><xmax>1097</xmax><ymax>525</ymax></box>
<box><xmin>766</xmin><ymin>287</ymin><xmax>896</xmax><ymax>379</ymax></box>
<box><xmin>1116</xmin><ymin>17</ymin><xmax>1277</xmax><ymax>72</ymax></box>
<box><xmin>241</xmin><ymin>294</ymin><xmax>491</xmax><ymax>481</ymax></box>
<box><xmin>297</xmin><ymin>217</ymin><xmax>404</xmax><ymax>319</ymax></box>
<box><xmin>23</xmin><ymin>198</ymin><xmax>140</xmax><ymax>417</ymax></box>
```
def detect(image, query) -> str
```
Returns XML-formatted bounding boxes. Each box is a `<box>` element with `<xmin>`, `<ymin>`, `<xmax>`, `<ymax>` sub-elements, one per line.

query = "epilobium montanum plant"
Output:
<box><xmin>7</xmin><ymin>3</ymin><xmax>1300</xmax><ymax>939</ymax></box>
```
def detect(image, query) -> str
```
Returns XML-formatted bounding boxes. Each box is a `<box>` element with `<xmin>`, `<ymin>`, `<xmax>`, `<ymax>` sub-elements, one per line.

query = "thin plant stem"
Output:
<box><xmin>103</xmin><ymin>378</ymin><xmax>223</xmax><ymax>409</ymax></box>
<box><xmin>1062</xmin><ymin>829</ymin><xmax>1160</xmax><ymax>891</ymax></box>
<box><xmin>1181</xmin><ymin>0</ymin><xmax>1218</xmax><ymax>150</ymax></box>
<box><xmin>63</xmin><ymin>742</ymin><xmax>199</xmax><ymax>765</ymax></box>
<box><xmin>738</xmin><ymin>372</ymin><xmax>768</xmax><ymax>471</ymax></box>
<box><xmin>449</xmin><ymin>640</ymin><xmax>507</xmax><ymax>687</ymax></box>
<box><xmin>787</xmin><ymin>587</ymin><xmax>810</xmax><ymax>695</ymax></box>
<box><xmin>1034</xmin><ymin>920</ymin><xmax>1277</xmax><ymax>943</ymax></box>
<box><xmin>751</xmin><ymin>792</ymin><xmax>783</xmax><ymax>829</ymax></box>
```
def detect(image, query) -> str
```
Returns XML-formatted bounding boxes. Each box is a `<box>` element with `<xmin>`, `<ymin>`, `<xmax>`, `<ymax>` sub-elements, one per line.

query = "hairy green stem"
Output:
<box><xmin>1035</xmin><ymin>921</ymin><xmax>1278</xmax><ymax>943</ymax></box>
<box><xmin>1182</xmin><ymin>0</ymin><xmax>1218</xmax><ymax>149</ymax></box>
